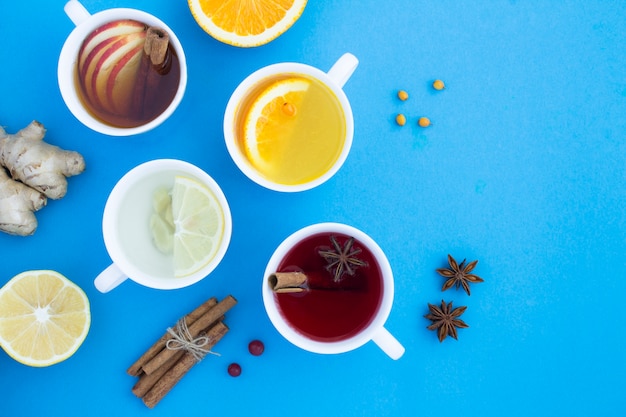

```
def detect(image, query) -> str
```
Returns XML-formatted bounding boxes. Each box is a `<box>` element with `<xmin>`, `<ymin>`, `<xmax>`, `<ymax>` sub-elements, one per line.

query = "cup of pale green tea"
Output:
<box><xmin>224</xmin><ymin>53</ymin><xmax>358</xmax><ymax>192</ymax></box>
<box><xmin>58</xmin><ymin>0</ymin><xmax>187</xmax><ymax>136</ymax></box>
<box><xmin>94</xmin><ymin>159</ymin><xmax>232</xmax><ymax>293</ymax></box>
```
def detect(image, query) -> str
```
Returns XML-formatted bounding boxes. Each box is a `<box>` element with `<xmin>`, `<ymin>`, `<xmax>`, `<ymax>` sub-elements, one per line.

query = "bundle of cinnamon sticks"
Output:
<box><xmin>128</xmin><ymin>295</ymin><xmax>237</xmax><ymax>408</ymax></box>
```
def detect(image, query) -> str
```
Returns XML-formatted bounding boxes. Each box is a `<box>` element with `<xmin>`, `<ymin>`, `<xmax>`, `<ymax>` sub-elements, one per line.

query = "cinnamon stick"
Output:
<box><xmin>144</xmin><ymin>27</ymin><xmax>170</xmax><ymax>68</ymax></box>
<box><xmin>131</xmin><ymin>319</ymin><xmax>225</xmax><ymax>398</ymax></box>
<box><xmin>269</xmin><ymin>272</ymin><xmax>307</xmax><ymax>292</ymax></box>
<box><xmin>141</xmin><ymin>322</ymin><xmax>229</xmax><ymax>408</ymax></box>
<box><xmin>127</xmin><ymin>297</ymin><xmax>217</xmax><ymax>376</ymax></box>
<box><xmin>141</xmin><ymin>295</ymin><xmax>237</xmax><ymax>375</ymax></box>
<box><xmin>131</xmin><ymin>26</ymin><xmax>171</xmax><ymax>119</ymax></box>
<box><xmin>132</xmin><ymin>348</ymin><xmax>183</xmax><ymax>398</ymax></box>
<box><xmin>268</xmin><ymin>271</ymin><xmax>366</xmax><ymax>292</ymax></box>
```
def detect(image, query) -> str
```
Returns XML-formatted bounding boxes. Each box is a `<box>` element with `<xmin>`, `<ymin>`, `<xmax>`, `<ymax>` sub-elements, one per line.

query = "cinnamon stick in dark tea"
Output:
<box><xmin>144</xmin><ymin>27</ymin><xmax>170</xmax><ymax>68</ymax></box>
<box><xmin>131</xmin><ymin>26</ymin><xmax>171</xmax><ymax>119</ymax></box>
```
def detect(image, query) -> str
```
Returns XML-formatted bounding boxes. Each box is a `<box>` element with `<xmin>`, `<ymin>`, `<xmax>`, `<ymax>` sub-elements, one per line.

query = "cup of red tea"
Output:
<box><xmin>262</xmin><ymin>223</ymin><xmax>405</xmax><ymax>359</ymax></box>
<box><xmin>224</xmin><ymin>53</ymin><xmax>358</xmax><ymax>192</ymax></box>
<box><xmin>58</xmin><ymin>0</ymin><xmax>187</xmax><ymax>136</ymax></box>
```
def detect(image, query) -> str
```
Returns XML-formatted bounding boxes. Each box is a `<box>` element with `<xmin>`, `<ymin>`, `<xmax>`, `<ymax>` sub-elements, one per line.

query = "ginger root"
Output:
<box><xmin>0</xmin><ymin>168</ymin><xmax>46</xmax><ymax>236</ymax></box>
<box><xmin>0</xmin><ymin>121</ymin><xmax>85</xmax><ymax>236</ymax></box>
<box><xmin>0</xmin><ymin>121</ymin><xmax>85</xmax><ymax>199</ymax></box>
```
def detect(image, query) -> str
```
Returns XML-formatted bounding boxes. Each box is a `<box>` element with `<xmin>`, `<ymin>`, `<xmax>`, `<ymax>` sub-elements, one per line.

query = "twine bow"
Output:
<box><xmin>165</xmin><ymin>318</ymin><xmax>219</xmax><ymax>362</ymax></box>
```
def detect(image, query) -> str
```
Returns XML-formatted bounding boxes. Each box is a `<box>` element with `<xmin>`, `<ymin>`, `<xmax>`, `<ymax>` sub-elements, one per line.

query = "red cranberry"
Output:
<box><xmin>248</xmin><ymin>339</ymin><xmax>265</xmax><ymax>356</ymax></box>
<box><xmin>227</xmin><ymin>363</ymin><xmax>241</xmax><ymax>377</ymax></box>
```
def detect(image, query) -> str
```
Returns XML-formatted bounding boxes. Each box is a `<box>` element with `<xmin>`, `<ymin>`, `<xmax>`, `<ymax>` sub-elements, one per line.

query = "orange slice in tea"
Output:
<box><xmin>187</xmin><ymin>0</ymin><xmax>308</xmax><ymax>47</ymax></box>
<box><xmin>243</xmin><ymin>77</ymin><xmax>311</xmax><ymax>171</ymax></box>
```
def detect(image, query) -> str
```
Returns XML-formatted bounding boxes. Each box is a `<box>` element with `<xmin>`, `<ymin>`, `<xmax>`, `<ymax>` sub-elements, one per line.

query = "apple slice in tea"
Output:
<box><xmin>76</xmin><ymin>19</ymin><xmax>181</xmax><ymax>128</ymax></box>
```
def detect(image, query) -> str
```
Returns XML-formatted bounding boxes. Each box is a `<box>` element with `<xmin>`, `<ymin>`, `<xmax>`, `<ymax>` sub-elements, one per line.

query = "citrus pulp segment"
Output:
<box><xmin>150</xmin><ymin>213</ymin><xmax>175</xmax><ymax>253</ymax></box>
<box><xmin>243</xmin><ymin>77</ymin><xmax>311</xmax><ymax>172</ymax></box>
<box><xmin>150</xmin><ymin>187</ymin><xmax>175</xmax><ymax>254</ymax></box>
<box><xmin>188</xmin><ymin>0</ymin><xmax>308</xmax><ymax>47</ymax></box>
<box><xmin>171</xmin><ymin>176</ymin><xmax>225</xmax><ymax>278</ymax></box>
<box><xmin>0</xmin><ymin>270</ymin><xmax>90</xmax><ymax>367</ymax></box>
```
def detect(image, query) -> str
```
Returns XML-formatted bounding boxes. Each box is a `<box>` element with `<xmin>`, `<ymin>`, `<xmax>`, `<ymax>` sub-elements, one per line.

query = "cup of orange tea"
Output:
<box><xmin>224</xmin><ymin>53</ymin><xmax>358</xmax><ymax>192</ymax></box>
<box><xmin>58</xmin><ymin>0</ymin><xmax>187</xmax><ymax>136</ymax></box>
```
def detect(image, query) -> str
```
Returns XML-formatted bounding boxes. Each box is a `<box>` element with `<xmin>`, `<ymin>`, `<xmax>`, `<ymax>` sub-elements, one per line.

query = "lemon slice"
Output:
<box><xmin>150</xmin><ymin>187</ymin><xmax>175</xmax><ymax>253</ymax></box>
<box><xmin>0</xmin><ymin>270</ymin><xmax>90</xmax><ymax>367</ymax></box>
<box><xmin>188</xmin><ymin>0</ymin><xmax>308</xmax><ymax>47</ymax></box>
<box><xmin>172</xmin><ymin>176</ymin><xmax>225</xmax><ymax>278</ymax></box>
<box><xmin>243</xmin><ymin>77</ymin><xmax>311</xmax><ymax>171</ymax></box>
<box><xmin>150</xmin><ymin>213</ymin><xmax>175</xmax><ymax>253</ymax></box>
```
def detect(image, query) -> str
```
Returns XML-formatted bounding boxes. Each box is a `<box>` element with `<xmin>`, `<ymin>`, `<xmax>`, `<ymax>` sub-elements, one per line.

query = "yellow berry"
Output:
<box><xmin>395</xmin><ymin>114</ymin><xmax>406</xmax><ymax>126</ymax></box>
<box><xmin>397</xmin><ymin>90</ymin><xmax>409</xmax><ymax>101</ymax></box>
<box><xmin>418</xmin><ymin>117</ymin><xmax>431</xmax><ymax>127</ymax></box>
<box><xmin>432</xmin><ymin>79</ymin><xmax>445</xmax><ymax>90</ymax></box>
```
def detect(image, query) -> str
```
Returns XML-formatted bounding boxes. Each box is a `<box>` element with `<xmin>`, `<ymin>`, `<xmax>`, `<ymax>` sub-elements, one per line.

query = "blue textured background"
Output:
<box><xmin>1</xmin><ymin>1</ymin><xmax>625</xmax><ymax>415</ymax></box>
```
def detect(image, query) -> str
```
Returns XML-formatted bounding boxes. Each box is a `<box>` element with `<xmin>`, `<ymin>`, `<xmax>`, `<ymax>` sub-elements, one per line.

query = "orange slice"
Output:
<box><xmin>188</xmin><ymin>0</ymin><xmax>308</xmax><ymax>47</ymax></box>
<box><xmin>243</xmin><ymin>77</ymin><xmax>311</xmax><ymax>171</ymax></box>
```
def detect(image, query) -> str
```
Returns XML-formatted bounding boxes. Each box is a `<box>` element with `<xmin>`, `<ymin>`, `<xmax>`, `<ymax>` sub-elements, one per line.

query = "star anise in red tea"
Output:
<box><xmin>424</xmin><ymin>300</ymin><xmax>469</xmax><ymax>342</ymax></box>
<box><xmin>318</xmin><ymin>236</ymin><xmax>367</xmax><ymax>282</ymax></box>
<box><xmin>436</xmin><ymin>254</ymin><xmax>484</xmax><ymax>296</ymax></box>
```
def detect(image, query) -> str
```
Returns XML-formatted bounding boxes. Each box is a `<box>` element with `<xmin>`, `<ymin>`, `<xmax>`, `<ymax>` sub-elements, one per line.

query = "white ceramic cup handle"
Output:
<box><xmin>372</xmin><ymin>326</ymin><xmax>405</xmax><ymax>360</ymax></box>
<box><xmin>326</xmin><ymin>53</ymin><xmax>359</xmax><ymax>89</ymax></box>
<box><xmin>94</xmin><ymin>263</ymin><xmax>128</xmax><ymax>293</ymax></box>
<box><xmin>64</xmin><ymin>0</ymin><xmax>91</xmax><ymax>26</ymax></box>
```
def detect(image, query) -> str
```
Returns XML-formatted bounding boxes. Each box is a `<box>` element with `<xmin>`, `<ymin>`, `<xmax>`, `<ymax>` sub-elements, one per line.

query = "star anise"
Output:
<box><xmin>436</xmin><ymin>254</ymin><xmax>484</xmax><ymax>296</ymax></box>
<box><xmin>318</xmin><ymin>236</ymin><xmax>367</xmax><ymax>282</ymax></box>
<box><xmin>424</xmin><ymin>300</ymin><xmax>469</xmax><ymax>342</ymax></box>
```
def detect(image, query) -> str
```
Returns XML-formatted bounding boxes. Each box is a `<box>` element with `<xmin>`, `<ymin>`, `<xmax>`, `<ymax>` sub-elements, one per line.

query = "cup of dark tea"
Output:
<box><xmin>58</xmin><ymin>0</ymin><xmax>187</xmax><ymax>136</ymax></box>
<box><xmin>262</xmin><ymin>223</ymin><xmax>405</xmax><ymax>359</ymax></box>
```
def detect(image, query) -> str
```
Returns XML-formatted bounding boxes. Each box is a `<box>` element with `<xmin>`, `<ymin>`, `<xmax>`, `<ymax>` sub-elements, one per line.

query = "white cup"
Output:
<box><xmin>94</xmin><ymin>159</ymin><xmax>232</xmax><ymax>292</ymax></box>
<box><xmin>223</xmin><ymin>53</ymin><xmax>358</xmax><ymax>192</ymax></box>
<box><xmin>58</xmin><ymin>0</ymin><xmax>187</xmax><ymax>136</ymax></box>
<box><xmin>262</xmin><ymin>223</ymin><xmax>405</xmax><ymax>359</ymax></box>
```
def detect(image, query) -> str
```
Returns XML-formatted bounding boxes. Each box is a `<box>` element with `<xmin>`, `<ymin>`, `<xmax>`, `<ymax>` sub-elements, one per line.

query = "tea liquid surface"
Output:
<box><xmin>116</xmin><ymin>171</ymin><xmax>177</xmax><ymax>279</ymax></box>
<box><xmin>274</xmin><ymin>232</ymin><xmax>383</xmax><ymax>342</ymax></box>
<box><xmin>237</xmin><ymin>74</ymin><xmax>346</xmax><ymax>185</ymax></box>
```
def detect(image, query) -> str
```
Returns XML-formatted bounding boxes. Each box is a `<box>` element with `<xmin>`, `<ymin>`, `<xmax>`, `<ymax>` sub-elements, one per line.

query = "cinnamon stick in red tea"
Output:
<box><xmin>127</xmin><ymin>297</ymin><xmax>217</xmax><ymax>376</ymax></box>
<box><xmin>269</xmin><ymin>272</ymin><xmax>307</xmax><ymax>292</ymax></box>
<box><xmin>141</xmin><ymin>322</ymin><xmax>229</xmax><ymax>409</ymax></box>
<box><xmin>268</xmin><ymin>271</ymin><xmax>366</xmax><ymax>292</ymax></box>
<box><xmin>141</xmin><ymin>295</ymin><xmax>237</xmax><ymax>375</ymax></box>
